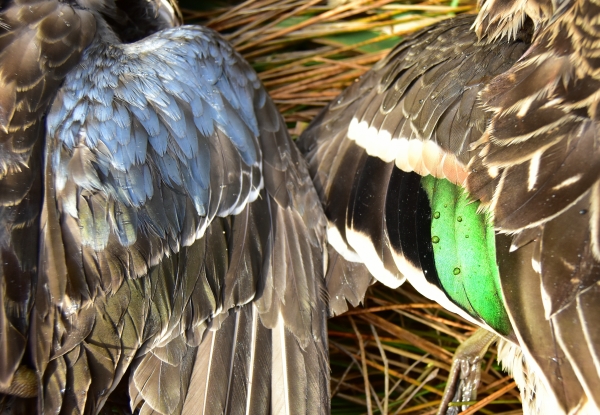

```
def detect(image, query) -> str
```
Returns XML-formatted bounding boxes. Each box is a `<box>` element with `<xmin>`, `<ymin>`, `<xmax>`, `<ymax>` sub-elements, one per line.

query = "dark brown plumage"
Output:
<box><xmin>299</xmin><ymin>8</ymin><xmax>600</xmax><ymax>414</ymax></box>
<box><xmin>468</xmin><ymin>0</ymin><xmax>600</xmax><ymax>411</ymax></box>
<box><xmin>0</xmin><ymin>0</ymin><xmax>97</xmax><ymax>398</ymax></box>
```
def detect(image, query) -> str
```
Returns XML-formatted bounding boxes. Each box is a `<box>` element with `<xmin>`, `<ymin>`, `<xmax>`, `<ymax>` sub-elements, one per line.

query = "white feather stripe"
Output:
<box><xmin>408</xmin><ymin>139</ymin><xmax>427</xmax><ymax>175</ymax></box>
<box><xmin>348</xmin><ymin>117</ymin><xmax>400</xmax><ymax>163</ymax></box>
<box><xmin>386</xmin><ymin>137</ymin><xmax>405</xmax><ymax>163</ymax></box>
<box><xmin>421</xmin><ymin>139</ymin><xmax>445</xmax><ymax>177</ymax></box>
<box><xmin>348</xmin><ymin>114</ymin><xmax>470</xmax><ymax>184</ymax></box>
<box><xmin>347</xmin><ymin>118</ymin><xmax>371</xmax><ymax>151</ymax></box>
<box><xmin>366</xmin><ymin>125</ymin><xmax>393</xmax><ymax>159</ymax></box>
<box><xmin>551</xmin><ymin>174</ymin><xmax>583</xmax><ymax>191</ymax></box>
<box><xmin>271</xmin><ymin>313</ymin><xmax>291</xmax><ymax>415</ymax></box>
<box><xmin>389</xmin><ymin>248</ymin><xmax>489</xmax><ymax>330</ymax></box>
<box><xmin>489</xmin><ymin>167</ymin><xmax>507</xmax><ymax>216</ymax></box>
<box><xmin>440</xmin><ymin>152</ymin><xmax>467</xmax><ymax>186</ymax></box>
<box><xmin>347</xmin><ymin>117</ymin><xmax>468</xmax><ymax>185</ymax></box>
<box><xmin>326</xmin><ymin>225</ymin><xmax>362</xmax><ymax>263</ymax></box>
<box><xmin>528</xmin><ymin>151</ymin><xmax>542</xmax><ymax>191</ymax></box>
<box><xmin>394</xmin><ymin>138</ymin><xmax>414</xmax><ymax>173</ymax></box>
<box><xmin>345</xmin><ymin>227</ymin><xmax>404</xmax><ymax>288</ymax></box>
<box><xmin>347</xmin><ymin>116</ymin><xmax>468</xmax><ymax>185</ymax></box>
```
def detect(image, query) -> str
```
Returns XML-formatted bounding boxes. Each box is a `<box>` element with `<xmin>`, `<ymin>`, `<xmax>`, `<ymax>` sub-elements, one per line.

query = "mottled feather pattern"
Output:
<box><xmin>467</xmin><ymin>1</ymin><xmax>600</xmax><ymax>409</ymax></box>
<box><xmin>0</xmin><ymin>0</ymin><xmax>95</xmax><ymax>395</ymax></box>
<box><xmin>474</xmin><ymin>0</ymin><xmax>553</xmax><ymax>40</ymax></box>
<box><xmin>300</xmin><ymin>8</ymin><xmax>600</xmax><ymax>413</ymax></box>
<box><xmin>299</xmin><ymin>15</ymin><xmax>529</xmax><ymax>305</ymax></box>
<box><xmin>301</xmin><ymin>11</ymin><xmax>600</xmax><ymax>413</ymax></box>
<box><xmin>0</xmin><ymin>3</ymin><xmax>331</xmax><ymax>414</ymax></box>
<box><xmin>469</xmin><ymin>0</ymin><xmax>600</xmax><ymax>233</ymax></box>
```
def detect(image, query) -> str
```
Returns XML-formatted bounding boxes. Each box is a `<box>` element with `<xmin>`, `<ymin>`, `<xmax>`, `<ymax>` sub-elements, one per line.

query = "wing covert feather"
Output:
<box><xmin>299</xmin><ymin>15</ymin><xmax>529</xmax><ymax>313</ymax></box>
<box><xmin>32</xmin><ymin>13</ymin><xmax>328</xmax><ymax>415</ymax></box>
<box><xmin>301</xmin><ymin>10</ymin><xmax>600</xmax><ymax>413</ymax></box>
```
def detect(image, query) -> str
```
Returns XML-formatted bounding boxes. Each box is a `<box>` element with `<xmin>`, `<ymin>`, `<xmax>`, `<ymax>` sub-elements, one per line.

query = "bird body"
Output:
<box><xmin>299</xmin><ymin>13</ymin><xmax>600</xmax><ymax>414</ymax></box>
<box><xmin>0</xmin><ymin>1</ymin><xmax>329</xmax><ymax>414</ymax></box>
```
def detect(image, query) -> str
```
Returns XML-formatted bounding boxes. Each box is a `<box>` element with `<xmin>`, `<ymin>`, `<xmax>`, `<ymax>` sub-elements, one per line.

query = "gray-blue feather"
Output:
<box><xmin>27</xmin><ymin>5</ymin><xmax>330</xmax><ymax>414</ymax></box>
<box><xmin>47</xmin><ymin>24</ymin><xmax>264</xmax><ymax>253</ymax></box>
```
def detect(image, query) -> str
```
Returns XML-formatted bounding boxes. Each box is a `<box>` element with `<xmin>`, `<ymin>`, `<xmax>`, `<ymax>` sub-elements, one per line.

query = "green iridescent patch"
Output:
<box><xmin>421</xmin><ymin>175</ymin><xmax>512</xmax><ymax>336</ymax></box>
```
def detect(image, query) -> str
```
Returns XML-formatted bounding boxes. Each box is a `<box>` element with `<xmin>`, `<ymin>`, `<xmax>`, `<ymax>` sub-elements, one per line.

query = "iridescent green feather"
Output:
<box><xmin>421</xmin><ymin>175</ymin><xmax>512</xmax><ymax>336</ymax></box>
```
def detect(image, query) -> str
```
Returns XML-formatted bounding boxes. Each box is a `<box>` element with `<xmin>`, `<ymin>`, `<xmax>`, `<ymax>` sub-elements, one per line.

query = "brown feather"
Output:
<box><xmin>497</xmin><ymin>234</ymin><xmax>586</xmax><ymax>413</ymax></box>
<box><xmin>301</xmin><ymin>8</ymin><xmax>600</xmax><ymax>413</ymax></box>
<box><xmin>0</xmin><ymin>0</ymin><xmax>95</xmax><ymax>393</ymax></box>
<box><xmin>325</xmin><ymin>245</ymin><xmax>374</xmax><ymax>317</ymax></box>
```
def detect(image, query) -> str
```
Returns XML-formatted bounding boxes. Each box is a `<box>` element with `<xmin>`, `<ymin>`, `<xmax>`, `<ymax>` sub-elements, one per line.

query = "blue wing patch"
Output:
<box><xmin>46</xmin><ymin>25</ymin><xmax>264</xmax><ymax>253</ymax></box>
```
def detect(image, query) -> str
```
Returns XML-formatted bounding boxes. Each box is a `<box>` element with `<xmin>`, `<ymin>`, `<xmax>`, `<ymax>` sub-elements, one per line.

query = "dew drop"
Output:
<box><xmin>444</xmin><ymin>204</ymin><xmax>448</xmax><ymax>208</ymax></box>
<box><xmin>457</xmin><ymin>216</ymin><xmax>462</xmax><ymax>222</ymax></box>
<box><xmin>465</xmin><ymin>235</ymin><xmax>469</xmax><ymax>238</ymax></box>
<box><xmin>432</xmin><ymin>236</ymin><xmax>440</xmax><ymax>243</ymax></box>
<box><xmin>433</xmin><ymin>211</ymin><xmax>440</xmax><ymax>219</ymax></box>
<box><xmin>580</xmin><ymin>209</ymin><xmax>588</xmax><ymax>215</ymax></box>
<box><xmin>453</xmin><ymin>267</ymin><xmax>461</xmax><ymax>275</ymax></box>
<box><xmin>419</xmin><ymin>99</ymin><xmax>424</xmax><ymax>104</ymax></box>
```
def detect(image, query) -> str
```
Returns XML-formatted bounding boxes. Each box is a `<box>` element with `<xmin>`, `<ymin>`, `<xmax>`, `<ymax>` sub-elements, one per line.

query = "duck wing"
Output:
<box><xmin>299</xmin><ymin>12</ymin><xmax>600</xmax><ymax>413</ymax></box>
<box><xmin>29</xmin><ymin>10</ymin><xmax>327</xmax><ymax>415</ymax></box>
<box><xmin>299</xmin><ymin>15</ymin><xmax>527</xmax><ymax>328</ymax></box>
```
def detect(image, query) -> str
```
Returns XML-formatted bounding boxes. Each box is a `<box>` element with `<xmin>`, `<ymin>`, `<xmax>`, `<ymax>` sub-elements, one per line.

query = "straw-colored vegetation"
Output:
<box><xmin>110</xmin><ymin>1</ymin><xmax>524</xmax><ymax>413</ymax></box>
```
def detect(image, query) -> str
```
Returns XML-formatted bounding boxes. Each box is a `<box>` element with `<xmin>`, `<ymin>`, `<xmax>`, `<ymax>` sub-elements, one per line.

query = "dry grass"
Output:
<box><xmin>194</xmin><ymin>1</ymin><xmax>524</xmax><ymax>414</ymax></box>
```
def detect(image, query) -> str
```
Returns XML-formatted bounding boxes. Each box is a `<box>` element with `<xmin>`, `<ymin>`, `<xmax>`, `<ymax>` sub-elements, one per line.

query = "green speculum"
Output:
<box><xmin>421</xmin><ymin>175</ymin><xmax>512</xmax><ymax>337</ymax></box>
